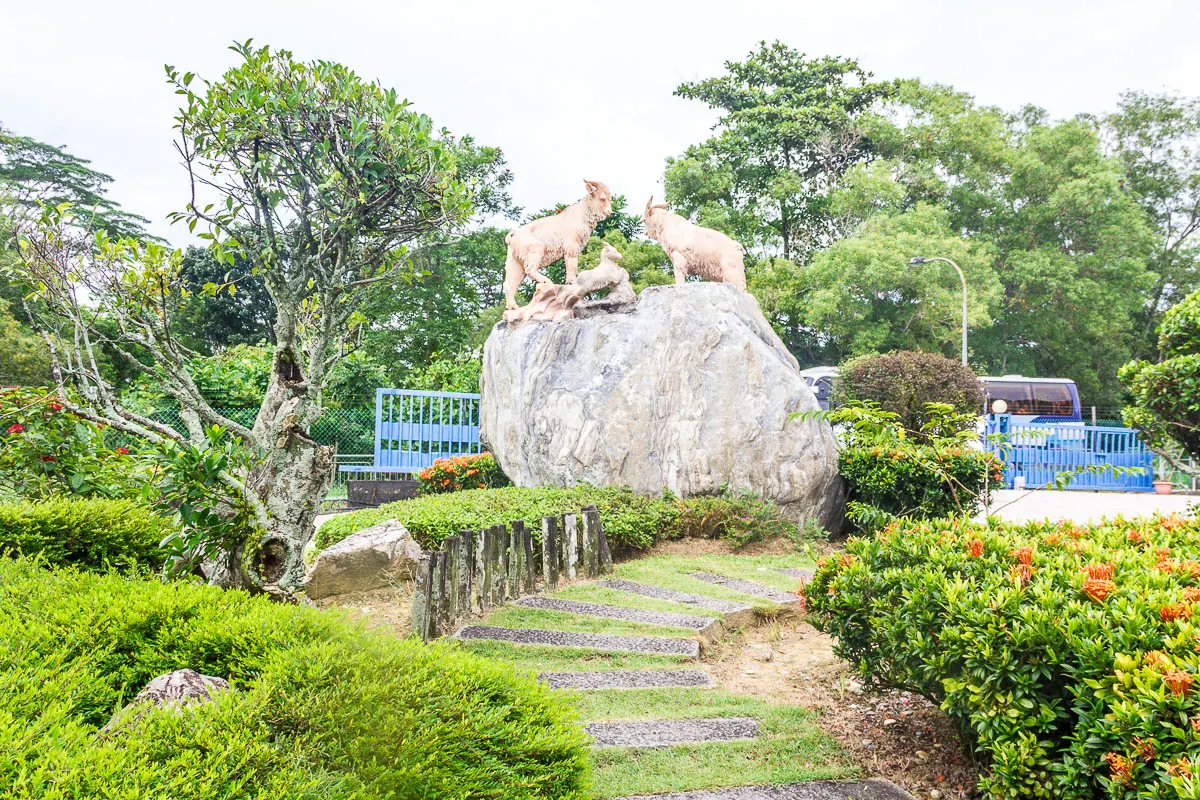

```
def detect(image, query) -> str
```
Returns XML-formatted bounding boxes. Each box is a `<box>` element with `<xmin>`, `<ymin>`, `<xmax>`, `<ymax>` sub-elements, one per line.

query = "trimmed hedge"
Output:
<box><xmin>316</xmin><ymin>486</ymin><xmax>794</xmax><ymax>555</ymax></box>
<box><xmin>0</xmin><ymin>557</ymin><xmax>590</xmax><ymax>799</ymax></box>
<box><xmin>834</xmin><ymin>351</ymin><xmax>983</xmax><ymax>438</ymax></box>
<box><xmin>808</xmin><ymin>515</ymin><xmax>1200</xmax><ymax>798</ymax></box>
<box><xmin>0</xmin><ymin>497</ymin><xmax>172</xmax><ymax>570</ymax></box>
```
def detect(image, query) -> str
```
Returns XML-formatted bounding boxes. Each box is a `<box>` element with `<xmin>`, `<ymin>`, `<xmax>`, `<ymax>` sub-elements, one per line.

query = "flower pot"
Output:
<box><xmin>1154</xmin><ymin>480</ymin><xmax>1174</xmax><ymax>495</ymax></box>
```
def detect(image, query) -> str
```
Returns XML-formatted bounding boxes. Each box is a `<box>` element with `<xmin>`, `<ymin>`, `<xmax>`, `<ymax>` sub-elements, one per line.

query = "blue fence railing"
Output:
<box><xmin>984</xmin><ymin>418</ymin><xmax>1153</xmax><ymax>492</ymax></box>
<box><xmin>338</xmin><ymin>388</ymin><xmax>482</xmax><ymax>476</ymax></box>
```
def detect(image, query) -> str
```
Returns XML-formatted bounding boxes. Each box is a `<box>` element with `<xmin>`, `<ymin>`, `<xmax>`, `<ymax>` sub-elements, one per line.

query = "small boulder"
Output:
<box><xmin>304</xmin><ymin>519</ymin><xmax>423</xmax><ymax>600</ymax></box>
<box><xmin>103</xmin><ymin>669</ymin><xmax>230</xmax><ymax>733</ymax></box>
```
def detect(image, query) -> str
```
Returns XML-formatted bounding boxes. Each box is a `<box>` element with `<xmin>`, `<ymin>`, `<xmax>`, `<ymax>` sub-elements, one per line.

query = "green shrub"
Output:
<box><xmin>834</xmin><ymin>351</ymin><xmax>983</xmax><ymax>438</ymax></box>
<box><xmin>316</xmin><ymin>486</ymin><xmax>793</xmax><ymax>555</ymax></box>
<box><xmin>417</xmin><ymin>453</ymin><xmax>511</xmax><ymax>494</ymax></box>
<box><xmin>807</xmin><ymin>514</ymin><xmax>1200</xmax><ymax>799</ymax></box>
<box><xmin>815</xmin><ymin>401</ymin><xmax>1000</xmax><ymax>532</ymax></box>
<box><xmin>0</xmin><ymin>497</ymin><xmax>172</xmax><ymax>570</ymax></box>
<box><xmin>0</xmin><ymin>557</ymin><xmax>590</xmax><ymax>799</ymax></box>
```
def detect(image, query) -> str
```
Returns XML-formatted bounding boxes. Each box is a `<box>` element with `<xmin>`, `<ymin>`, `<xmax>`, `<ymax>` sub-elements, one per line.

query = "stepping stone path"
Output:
<box><xmin>600</xmin><ymin>578</ymin><xmax>753</xmax><ymax>615</ymax></box>
<box><xmin>614</xmin><ymin>779</ymin><xmax>913</xmax><ymax>799</ymax></box>
<box><xmin>515</xmin><ymin>595</ymin><xmax>719</xmax><ymax>632</ymax></box>
<box><xmin>690</xmin><ymin>572</ymin><xmax>801</xmax><ymax>605</ymax></box>
<box><xmin>586</xmin><ymin>717</ymin><xmax>760</xmax><ymax>748</ymax></box>
<box><xmin>454</xmin><ymin>624</ymin><xmax>700</xmax><ymax>658</ymax></box>
<box><xmin>539</xmin><ymin>669</ymin><xmax>716</xmax><ymax>690</ymax></box>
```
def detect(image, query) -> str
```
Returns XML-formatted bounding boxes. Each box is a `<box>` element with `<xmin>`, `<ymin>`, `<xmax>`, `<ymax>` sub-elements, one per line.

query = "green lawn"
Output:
<box><xmin>454</xmin><ymin>550</ymin><xmax>857</xmax><ymax>798</ymax></box>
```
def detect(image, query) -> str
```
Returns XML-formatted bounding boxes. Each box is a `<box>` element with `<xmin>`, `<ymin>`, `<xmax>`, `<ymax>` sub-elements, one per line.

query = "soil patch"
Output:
<box><xmin>314</xmin><ymin>583</ymin><xmax>414</xmax><ymax>636</ymax></box>
<box><xmin>707</xmin><ymin>617</ymin><xmax>980</xmax><ymax>799</ymax></box>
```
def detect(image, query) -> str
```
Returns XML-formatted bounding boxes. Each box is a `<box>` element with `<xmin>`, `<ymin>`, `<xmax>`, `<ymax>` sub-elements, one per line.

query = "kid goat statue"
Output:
<box><xmin>642</xmin><ymin>197</ymin><xmax>747</xmax><ymax>291</ymax></box>
<box><xmin>502</xmin><ymin>179</ymin><xmax>613</xmax><ymax>310</ymax></box>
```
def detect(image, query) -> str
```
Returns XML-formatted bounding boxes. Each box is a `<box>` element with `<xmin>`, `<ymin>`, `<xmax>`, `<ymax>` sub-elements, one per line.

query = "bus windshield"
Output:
<box><xmin>984</xmin><ymin>381</ymin><xmax>1076</xmax><ymax>417</ymax></box>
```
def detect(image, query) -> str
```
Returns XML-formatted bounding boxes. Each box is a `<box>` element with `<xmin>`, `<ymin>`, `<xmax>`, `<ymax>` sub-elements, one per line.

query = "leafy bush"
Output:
<box><xmin>0</xmin><ymin>497</ymin><xmax>171</xmax><ymax>570</ymax></box>
<box><xmin>818</xmin><ymin>401</ymin><xmax>1000</xmax><ymax>531</ymax></box>
<box><xmin>417</xmin><ymin>452</ymin><xmax>510</xmax><ymax>494</ymax></box>
<box><xmin>0</xmin><ymin>558</ymin><xmax>590</xmax><ymax>799</ymax></box>
<box><xmin>807</xmin><ymin>514</ymin><xmax>1200</xmax><ymax>799</ymax></box>
<box><xmin>834</xmin><ymin>351</ymin><xmax>983</xmax><ymax>437</ymax></box>
<box><xmin>0</xmin><ymin>386</ymin><xmax>153</xmax><ymax>500</ymax></box>
<box><xmin>316</xmin><ymin>486</ymin><xmax>793</xmax><ymax>555</ymax></box>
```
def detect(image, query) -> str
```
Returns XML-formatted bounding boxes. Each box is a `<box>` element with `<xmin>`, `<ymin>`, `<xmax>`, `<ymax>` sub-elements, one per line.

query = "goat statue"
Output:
<box><xmin>502</xmin><ymin>179</ymin><xmax>613</xmax><ymax>310</ymax></box>
<box><xmin>642</xmin><ymin>197</ymin><xmax>746</xmax><ymax>292</ymax></box>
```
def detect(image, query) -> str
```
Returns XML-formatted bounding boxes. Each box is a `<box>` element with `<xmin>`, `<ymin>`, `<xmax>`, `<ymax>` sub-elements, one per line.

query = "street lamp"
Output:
<box><xmin>909</xmin><ymin>256</ymin><xmax>968</xmax><ymax>366</ymax></box>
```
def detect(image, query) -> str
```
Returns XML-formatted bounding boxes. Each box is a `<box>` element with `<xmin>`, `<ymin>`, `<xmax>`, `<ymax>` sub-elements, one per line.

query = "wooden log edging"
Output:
<box><xmin>410</xmin><ymin>505</ymin><xmax>615</xmax><ymax>641</ymax></box>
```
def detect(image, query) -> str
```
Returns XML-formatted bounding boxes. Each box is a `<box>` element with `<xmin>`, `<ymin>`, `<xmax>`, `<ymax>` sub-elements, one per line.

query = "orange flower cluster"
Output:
<box><xmin>1166</xmin><ymin>757</ymin><xmax>1194</xmax><ymax>778</ymax></box>
<box><xmin>1012</xmin><ymin>564</ymin><xmax>1034</xmax><ymax>587</ymax></box>
<box><xmin>1011</xmin><ymin>547</ymin><xmax>1034</xmax><ymax>566</ymax></box>
<box><xmin>1132</xmin><ymin>736</ymin><xmax>1156</xmax><ymax>761</ymax></box>
<box><xmin>1103</xmin><ymin>752</ymin><xmax>1134</xmax><ymax>787</ymax></box>
<box><xmin>1162</xmin><ymin>515</ymin><xmax>1189</xmax><ymax>532</ymax></box>
<box><xmin>1184</xmin><ymin>587</ymin><xmax>1200</xmax><ymax>604</ymax></box>
<box><xmin>1083</xmin><ymin>578</ymin><xmax>1116</xmax><ymax>603</ymax></box>
<box><xmin>1144</xmin><ymin>650</ymin><xmax>1173</xmax><ymax>672</ymax></box>
<box><xmin>1191</xmin><ymin>717</ymin><xmax>1200</xmax><ymax>733</ymax></box>
<box><xmin>838</xmin><ymin>553</ymin><xmax>856</xmax><ymax>568</ymax></box>
<box><xmin>1162</xmin><ymin>604</ymin><xmax>1193</xmax><ymax>623</ymax></box>
<box><xmin>1128</xmin><ymin>529</ymin><xmax>1144</xmax><ymax>544</ymax></box>
<box><xmin>1085</xmin><ymin>563</ymin><xmax>1114</xmax><ymax>581</ymax></box>
<box><xmin>1043</xmin><ymin>533</ymin><xmax>1062</xmax><ymax>547</ymax></box>
<box><xmin>1165</xmin><ymin>670</ymin><xmax>1194</xmax><ymax>697</ymax></box>
<box><xmin>967</xmin><ymin>539</ymin><xmax>984</xmax><ymax>558</ymax></box>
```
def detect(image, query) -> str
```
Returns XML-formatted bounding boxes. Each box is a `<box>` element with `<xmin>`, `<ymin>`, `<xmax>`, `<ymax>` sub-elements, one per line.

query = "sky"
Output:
<box><xmin>3</xmin><ymin>0</ymin><xmax>1199</xmax><ymax>243</ymax></box>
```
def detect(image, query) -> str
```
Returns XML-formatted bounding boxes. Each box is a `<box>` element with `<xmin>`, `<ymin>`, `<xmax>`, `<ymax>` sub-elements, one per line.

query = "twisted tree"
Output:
<box><xmin>11</xmin><ymin>42</ymin><xmax>471</xmax><ymax>595</ymax></box>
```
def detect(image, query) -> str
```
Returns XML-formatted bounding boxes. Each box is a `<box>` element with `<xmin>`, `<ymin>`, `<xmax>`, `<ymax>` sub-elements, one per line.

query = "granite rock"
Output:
<box><xmin>480</xmin><ymin>283</ymin><xmax>843</xmax><ymax>527</ymax></box>
<box><xmin>303</xmin><ymin>519</ymin><xmax>422</xmax><ymax>599</ymax></box>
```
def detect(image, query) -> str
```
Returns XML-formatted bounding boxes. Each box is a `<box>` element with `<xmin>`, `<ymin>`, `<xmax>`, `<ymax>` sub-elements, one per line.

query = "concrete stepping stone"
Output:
<box><xmin>775</xmin><ymin>568</ymin><xmax>814</xmax><ymax>581</ymax></box>
<box><xmin>614</xmin><ymin>778</ymin><xmax>914</xmax><ymax>799</ymax></box>
<box><xmin>454</xmin><ymin>625</ymin><xmax>700</xmax><ymax>658</ymax></box>
<box><xmin>539</xmin><ymin>669</ymin><xmax>716</xmax><ymax>690</ymax></box>
<box><xmin>600</xmin><ymin>579</ymin><xmax>752</xmax><ymax>615</ymax></box>
<box><xmin>515</xmin><ymin>595</ymin><xmax>719</xmax><ymax>632</ymax></box>
<box><xmin>586</xmin><ymin>717</ymin><xmax>760</xmax><ymax>748</ymax></box>
<box><xmin>690</xmin><ymin>572</ymin><xmax>800</xmax><ymax>605</ymax></box>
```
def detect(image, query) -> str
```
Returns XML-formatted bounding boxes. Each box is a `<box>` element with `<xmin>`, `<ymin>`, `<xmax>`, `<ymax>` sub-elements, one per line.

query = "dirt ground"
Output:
<box><xmin>708</xmin><ymin>615</ymin><xmax>980</xmax><ymax>799</ymax></box>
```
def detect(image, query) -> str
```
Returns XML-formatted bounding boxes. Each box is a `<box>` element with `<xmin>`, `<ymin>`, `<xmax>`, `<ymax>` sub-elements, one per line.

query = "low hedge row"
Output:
<box><xmin>0</xmin><ymin>497</ymin><xmax>172</xmax><ymax>571</ymax></box>
<box><xmin>316</xmin><ymin>486</ymin><xmax>794</xmax><ymax>554</ymax></box>
<box><xmin>807</xmin><ymin>515</ymin><xmax>1200</xmax><ymax>799</ymax></box>
<box><xmin>0</xmin><ymin>557</ymin><xmax>590</xmax><ymax>799</ymax></box>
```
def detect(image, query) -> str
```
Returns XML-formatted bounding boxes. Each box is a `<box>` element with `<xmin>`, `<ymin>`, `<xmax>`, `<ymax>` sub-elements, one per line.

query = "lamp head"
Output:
<box><xmin>908</xmin><ymin>257</ymin><xmax>927</xmax><ymax>266</ymax></box>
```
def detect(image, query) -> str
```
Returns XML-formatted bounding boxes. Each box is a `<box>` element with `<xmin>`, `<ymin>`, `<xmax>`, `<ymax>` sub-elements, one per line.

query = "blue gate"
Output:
<box><xmin>338</xmin><ymin>388</ymin><xmax>482</xmax><ymax>476</ymax></box>
<box><xmin>984</xmin><ymin>418</ymin><xmax>1153</xmax><ymax>492</ymax></box>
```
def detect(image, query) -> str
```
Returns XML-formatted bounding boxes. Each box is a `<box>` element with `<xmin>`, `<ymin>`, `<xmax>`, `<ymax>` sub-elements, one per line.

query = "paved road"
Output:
<box><xmin>982</xmin><ymin>489</ymin><xmax>1194</xmax><ymax>524</ymax></box>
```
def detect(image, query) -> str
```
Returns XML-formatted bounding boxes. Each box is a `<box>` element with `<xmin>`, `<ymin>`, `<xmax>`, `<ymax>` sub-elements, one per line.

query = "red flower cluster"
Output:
<box><xmin>1103</xmin><ymin>752</ymin><xmax>1134</xmax><ymax>787</ymax></box>
<box><xmin>47</xmin><ymin>402</ymin><xmax>62</xmax><ymax>412</ymax></box>
<box><xmin>115</xmin><ymin>447</ymin><xmax>130</xmax><ymax>456</ymax></box>
<box><xmin>967</xmin><ymin>539</ymin><xmax>984</xmax><ymax>558</ymax></box>
<box><xmin>5</xmin><ymin>423</ymin><xmax>24</xmax><ymax>434</ymax></box>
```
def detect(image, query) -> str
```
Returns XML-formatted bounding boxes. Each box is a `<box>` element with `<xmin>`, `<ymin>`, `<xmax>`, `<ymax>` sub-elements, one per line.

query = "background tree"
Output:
<box><xmin>12</xmin><ymin>43</ymin><xmax>471</xmax><ymax>594</ymax></box>
<box><xmin>665</xmin><ymin>42</ymin><xmax>896</xmax><ymax>260</ymax></box>
<box><xmin>173</xmin><ymin>246</ymin><xmax>276</xmax><ymax>353</ymax></box>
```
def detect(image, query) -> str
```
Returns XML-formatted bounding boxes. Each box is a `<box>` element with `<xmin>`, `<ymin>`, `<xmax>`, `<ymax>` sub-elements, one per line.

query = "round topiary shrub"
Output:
<box><xmin>833</xmin><ymin>351</ymin><xmax>983</xmax><ymax>436</ymax></box>
<box><xmin>0</xmin><ymin>557</ymin><xmax>590</xmax><ymax>799</ymax></box>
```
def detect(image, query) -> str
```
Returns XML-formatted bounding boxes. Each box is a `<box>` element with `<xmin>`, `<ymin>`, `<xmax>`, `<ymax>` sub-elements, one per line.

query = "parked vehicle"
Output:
<box><xmin>979</xmin><ymin>375</ymin><xmax>1081</xmax><ymax>425</ymax></box>
<box><xmin>800</xmin><ymin>366</ymin><xmax>838</xmax><ymax>411</ymax></box>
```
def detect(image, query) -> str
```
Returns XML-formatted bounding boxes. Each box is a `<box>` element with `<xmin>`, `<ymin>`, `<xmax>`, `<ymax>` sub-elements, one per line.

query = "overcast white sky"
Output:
<box><xmin>3</xmin><ymin>0</ymin><xmax>1199</xmax><ymax>243</ymax></box>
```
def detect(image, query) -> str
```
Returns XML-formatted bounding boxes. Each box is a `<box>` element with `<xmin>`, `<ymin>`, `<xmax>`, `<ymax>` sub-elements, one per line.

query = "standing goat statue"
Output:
<box><xmin>642</xmin><ymin>197</ymin><xmax>747</xmax><ymax>292</ymax></box>
<box><xmin>502</xmin><ymin>179</ymin><xmax>613</xmax><ymax>310</ymax></box>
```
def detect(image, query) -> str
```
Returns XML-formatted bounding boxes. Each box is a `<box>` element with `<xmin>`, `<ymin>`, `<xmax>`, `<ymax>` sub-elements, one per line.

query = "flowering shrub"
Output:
<box><xmin>0</xmin><ymin>387</ymin><xmax>152</xmax><ymax>500</ymax></box>
<box><xmin>417</xmin><ymin>453</ymin><xmax>510</xmax><ymax>495</ymax></box>
<box><xmin>807</xmin><ymin>514</ymin><xmax>1200</xmax><ymax>798</ymax></box>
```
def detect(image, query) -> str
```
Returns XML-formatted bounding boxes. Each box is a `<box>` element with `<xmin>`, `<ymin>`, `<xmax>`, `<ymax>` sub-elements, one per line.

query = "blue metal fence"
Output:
<box><xmin>338</xmin><ymin>388</ymin><xmax>482</xmax><ymax>476</ymax></box>
<box><xmin>984</xmin><ymin>418</ymin><xmax>1153</xmax><ymax>492</ymax></box>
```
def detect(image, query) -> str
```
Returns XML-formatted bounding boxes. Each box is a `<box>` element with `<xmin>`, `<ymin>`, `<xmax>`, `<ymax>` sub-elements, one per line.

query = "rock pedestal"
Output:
<box><xmin>480</xmin><ymin>283</ymin><xmax>842</xmax><ymax>527</ymax></box>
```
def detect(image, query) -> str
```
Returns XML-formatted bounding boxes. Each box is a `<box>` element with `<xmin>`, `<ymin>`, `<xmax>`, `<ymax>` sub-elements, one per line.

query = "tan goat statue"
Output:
<box><xmin>502</xmin><ymin>179</ymin><xmax>614</xmax><ymax>310</ymax></box>
<box><xmin>571</xmin><ymin>242</ymin><xmax>635</xmax><ymax>304</ymax></box>
<box><xmin>642</xmin><ymin>197</ymin><xmax>747</xmax><ymax>291</ymax></box>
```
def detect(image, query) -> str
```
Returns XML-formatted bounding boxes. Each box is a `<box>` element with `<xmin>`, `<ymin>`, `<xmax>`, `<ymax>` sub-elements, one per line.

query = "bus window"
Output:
<box><xmin>984</xmin><ymin>381</ymin><xmax>1077</xmax><ymax>417</ymax></box>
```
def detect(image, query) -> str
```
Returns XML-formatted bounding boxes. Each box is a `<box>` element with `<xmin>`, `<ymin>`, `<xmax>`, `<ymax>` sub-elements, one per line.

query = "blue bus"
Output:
<box><xmin>979</xmin><ymin>375</ymin><xmax>1082</xmax><ymax>425</ymax></box>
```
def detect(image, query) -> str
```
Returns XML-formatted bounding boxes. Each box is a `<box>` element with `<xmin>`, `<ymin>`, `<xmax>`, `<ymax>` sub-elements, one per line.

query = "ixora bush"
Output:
<box><xmin>810</xmin><ymin>402</ymin><xmax>1001</xmax><ymax>532</ymax></box>
<box><xmin>0</xmin><ymin>497</ymin><xmax>172</xmax><ymax>571</ymax></box>
<box><xmin>316</xmin><ymin>486</ymin><xmax>792</xmax><ymax>555</ymax></box>
<box><xmin>0</xmin><ymin>387</ymin><xmax>152</xmax><ymax>500</ymax></box>
<box><xmin>0</xmin><ymin>557</ymin><xmax>590</xmax><ymax>799</ymax></box>
<box><xmin>417</xmin><ymin>452</ymin><xmax>510</xmax><ymax>494</ymax></box>
<box><xmin>834</xmin><ymin>351</ymin><xmax>984</xmax><ymax>437</ymax></box>
<box><xmin>807</xmin><ymin>514</ymin><xmax>1200</xmax><ymax>799</ymax></box>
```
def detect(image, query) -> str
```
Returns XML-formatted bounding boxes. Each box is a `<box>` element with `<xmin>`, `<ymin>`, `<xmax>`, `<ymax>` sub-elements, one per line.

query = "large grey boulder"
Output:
<box><xmin>102</xmin><ymin>669</ymin><xmax>230</xmax><ymax>734</ymax></box>
<box><xmin>304</xmin><ymin>519</ymin><xmax>423</xmax><ymax>599</ymax></box>
<box><xmin>480</xmin><ymin>283</ymin><xmax>843</xmax><ymax>527</ymax></box>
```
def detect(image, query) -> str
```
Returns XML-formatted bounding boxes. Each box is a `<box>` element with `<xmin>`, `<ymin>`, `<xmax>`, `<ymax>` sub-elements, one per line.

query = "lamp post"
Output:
<box><xmin>910</xmin><ymin>256</ymin><xmax>968</xmax><ymax>366</ymax></box>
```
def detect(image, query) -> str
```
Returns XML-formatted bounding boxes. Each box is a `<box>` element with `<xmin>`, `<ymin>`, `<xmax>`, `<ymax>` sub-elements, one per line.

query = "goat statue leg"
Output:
<box><xmin>670</xmin><ymin>251</ymin><xmax>690</xmax><ymax>285</ymax></box>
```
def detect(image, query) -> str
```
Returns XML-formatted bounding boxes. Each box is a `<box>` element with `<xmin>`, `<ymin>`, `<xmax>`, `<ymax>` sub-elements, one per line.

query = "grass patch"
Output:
<box><xmin>455</xmin><ymin>640</ymin><xmax>696</xmax><ymax>674</ymax></box>
<box><xmin>585</xmin><ymin>688</ymin><xmax>857</xmax><ymax>797</ymax></box>
<box><xmin>612</xmin><ymin>553</ymin><xmax>810</xmax><ymax>604</ymax></box>
<box><xmin>553</xmin><ymin>584</ymin><xmax>728</xmax><ymax>617</ymax></box>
